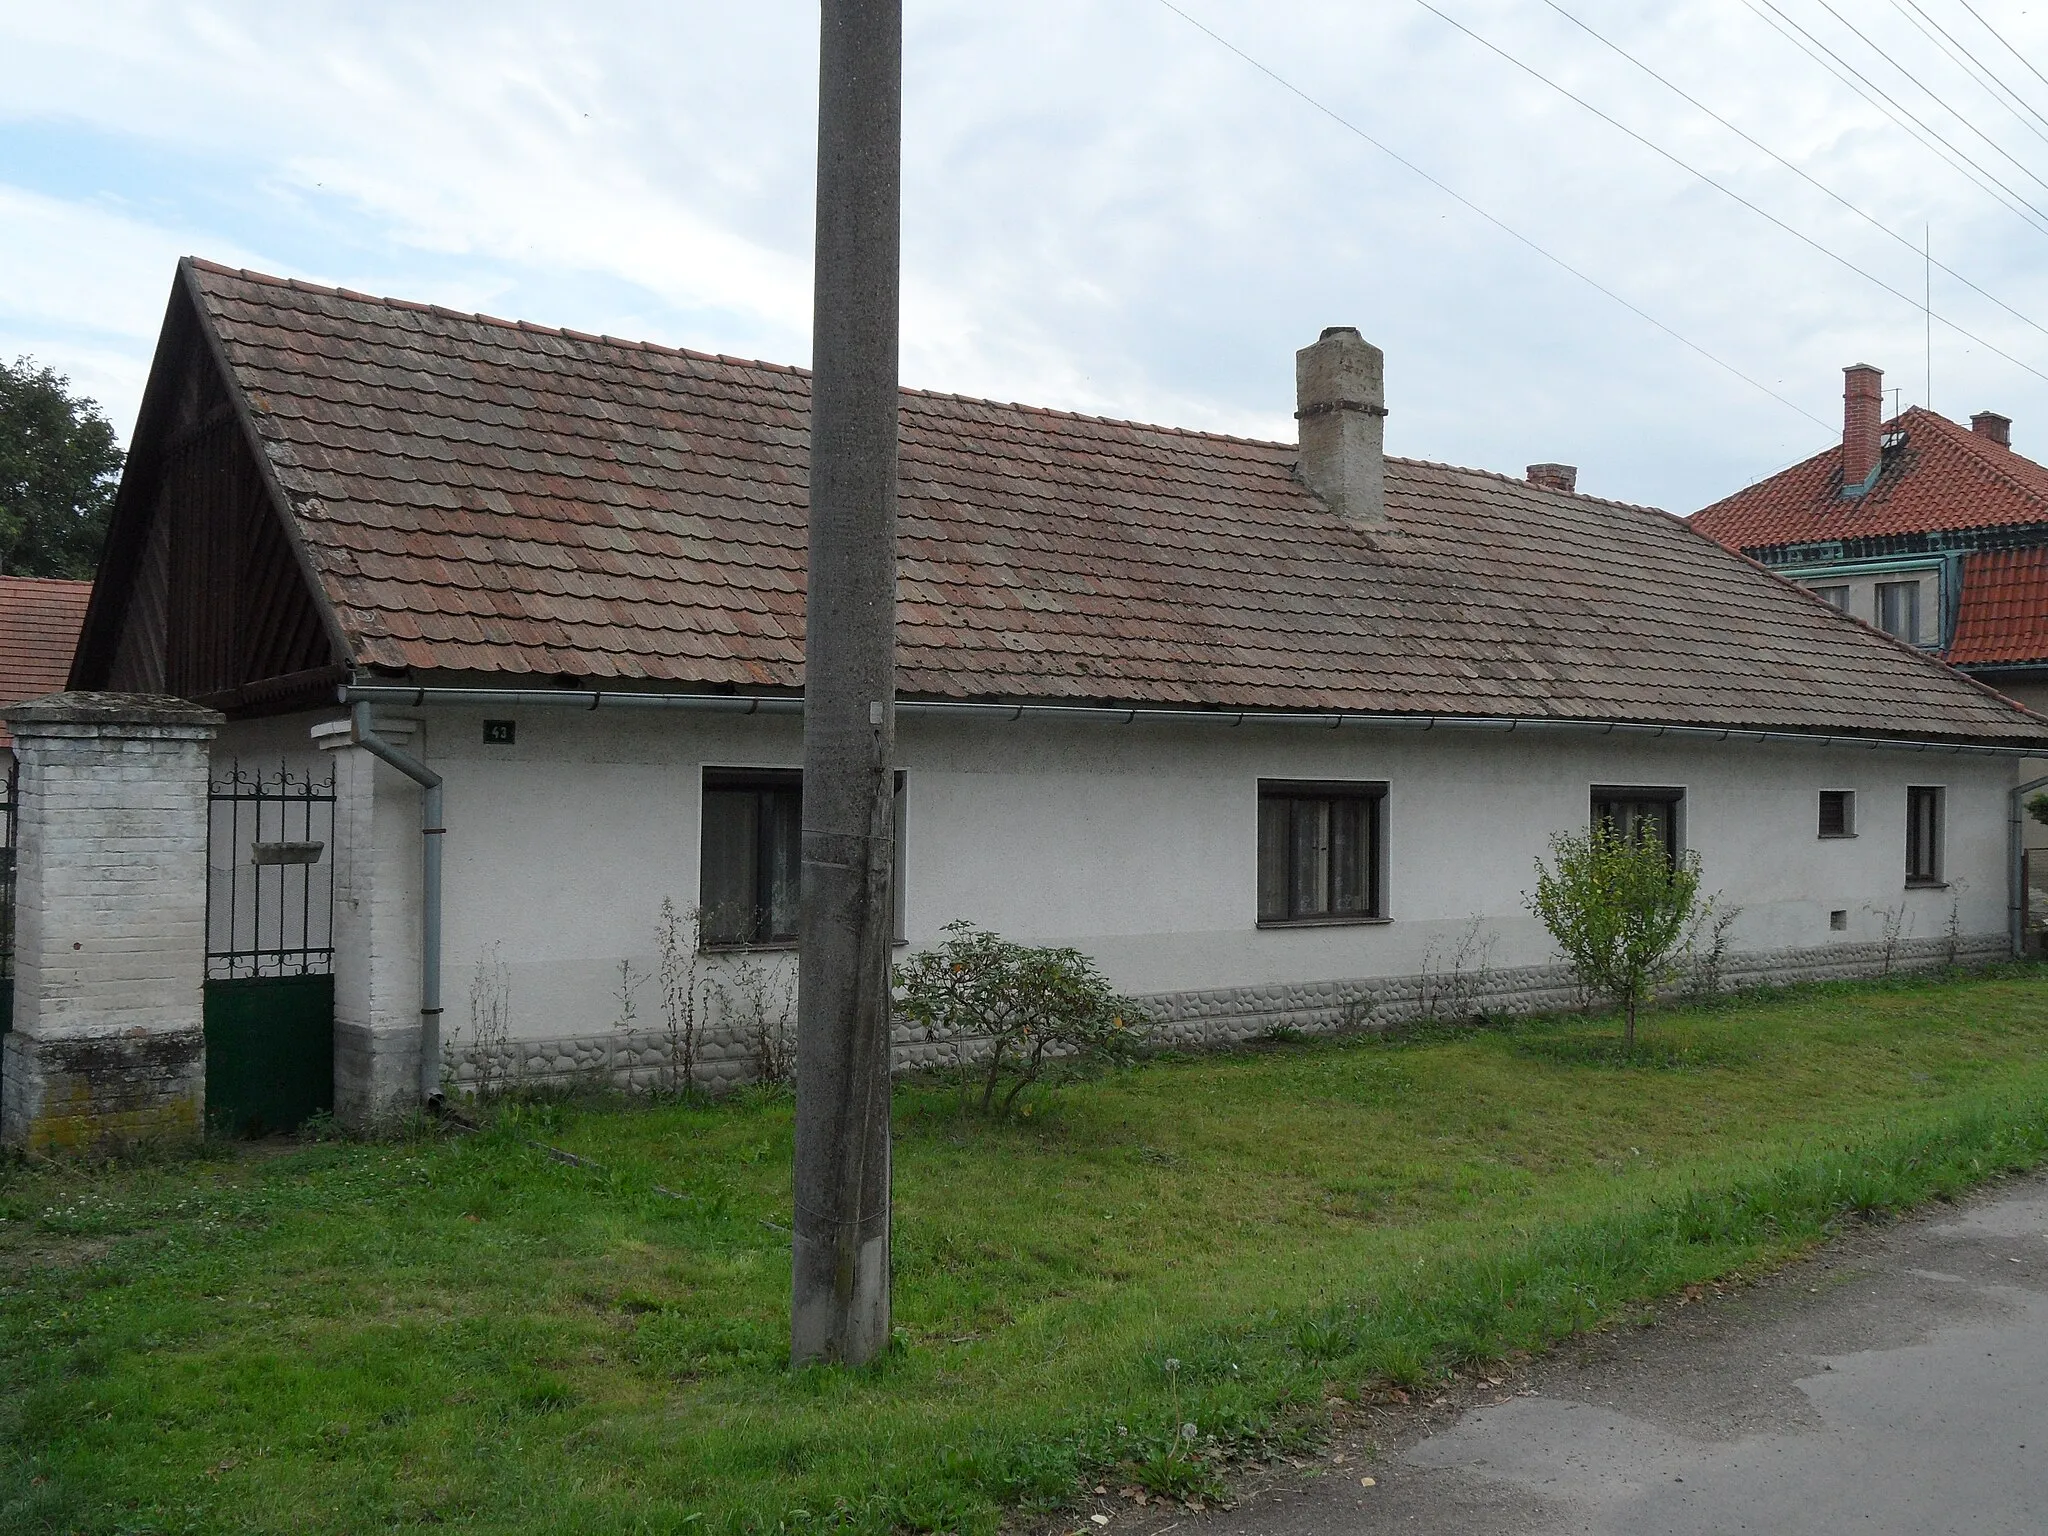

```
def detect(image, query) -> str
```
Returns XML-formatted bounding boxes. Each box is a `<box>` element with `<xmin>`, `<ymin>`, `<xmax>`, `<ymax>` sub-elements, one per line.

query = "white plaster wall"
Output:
<box><xmin>258</xmin><ymin>705</ymin><xmax>2023</xmax><ymax>1061</ymax></box>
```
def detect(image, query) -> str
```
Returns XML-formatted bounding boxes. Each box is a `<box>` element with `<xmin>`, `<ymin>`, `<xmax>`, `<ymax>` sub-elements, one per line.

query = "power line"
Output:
<box><xmin>1806</xmin><ymin>0</ymin><xmax>2048</xmax><ymax>199</ymax></box>
<box><xmin>1150</xmin><ymin>0</ymin><xmax>1832</xmax><ymax>431</ymax></box>
<box><xmin>1409</xmin><ymin>0</ymin><xmax>2048</xmax><ymax>386</ymax></box>
<box><xmin>1954</xmin><ymin>0</ymin><xmax>2048</xmax><ymax>98</ymax></box>
<box><xmin>1743</xmin><ymin>0</ymin><xmax>2048</xmax><ymax>238</ymax></box>
<box><xmin>1885</xmin><ymin>0</ymin><xmax>2048</xmax><ymax>148</ymax></box>
<box><xmin>1536</xmin><ymin>0</ymin><xmax>2048</xmax><ymax>347</ymax></box>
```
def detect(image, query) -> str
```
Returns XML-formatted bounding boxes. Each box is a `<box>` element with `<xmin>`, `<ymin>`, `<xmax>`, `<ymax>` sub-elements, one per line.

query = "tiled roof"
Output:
<box><xmin>1691</xmin><ymin>407</ymin><xmax>2048</xmax><ymax>551</ymax></box>
<box><xmin>0</xmin><ymin>576</ymin><xmax>93</xmax><ymax>748</ymax></box>
<box><xmin>1951</xmin><ymin>547</ymin><xmax>2048</xmax><ymax>666</ymax></box>
<box><xmin>179</xmin><ymin>259</ymin><xmax>2045</xmax><ymax>743</ymax></box>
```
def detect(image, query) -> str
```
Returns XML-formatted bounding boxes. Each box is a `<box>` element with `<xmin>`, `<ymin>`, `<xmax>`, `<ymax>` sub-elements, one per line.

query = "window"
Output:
<box><xmin>1877</xmin><ymin>580</ymin><xmax>1921</xmax><ymax>643</ymax></box>
<box><xmin>1591</xmin><ymin>785</ymin><xmax>1683</xmax><ymax>862</ymax></box>
<box><xmin>698</xmin><ymin>768</ymin><xmax>909</xmax><ymax>949</ymax></box>
<box><xmin>1906</xmin><ymin>785</ymin><xmax>1943</xmax><ymax>885</ymax></box>
<box><xmin>700</xmin><ymin>768</ymin><xmax>802</xmax><ymax>946</ymax></box>
<box><xmin>1257</xmin><ymin>781</ymin><xmax>1385</xmax><ymax>923</ymax></box>
<box><xmin>1818</xmin><ymin>789</ymin><xmax>1856</xmax><ymax>838</ymax></box>
<box><xmin>1811</xmin><ymin>584</ymin><xmax>1851</xmax><ymax>612</ymax></box>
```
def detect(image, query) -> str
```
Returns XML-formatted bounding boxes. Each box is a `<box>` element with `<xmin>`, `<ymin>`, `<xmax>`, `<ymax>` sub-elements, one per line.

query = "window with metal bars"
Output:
<box><xmin>1257</xmin><ymin>781</ymin><xmax>1386</xmax><ymax>924</ymax></box>
<box><xmin>1591</xmin><ymin>785</ymin><xmax>1683</xmax><ymax>863</ymax></box>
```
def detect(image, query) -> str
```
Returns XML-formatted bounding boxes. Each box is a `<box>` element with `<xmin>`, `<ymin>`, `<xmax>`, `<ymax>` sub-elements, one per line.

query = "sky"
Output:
<box><xmin>5</xmin><ymin>0</ymin><xmax>2048</xmax><ymax>514</ymax></box>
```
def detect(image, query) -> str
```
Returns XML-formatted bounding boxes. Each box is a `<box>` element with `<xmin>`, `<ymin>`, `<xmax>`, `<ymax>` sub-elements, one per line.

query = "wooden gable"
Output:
<box><xmin>71</xmin><ymin>270</ymin><xmax>346</xmax><ymax>714</ymax></box>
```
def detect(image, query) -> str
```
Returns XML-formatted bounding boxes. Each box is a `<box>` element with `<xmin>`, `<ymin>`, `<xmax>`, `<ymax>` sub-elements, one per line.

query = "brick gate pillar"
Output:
<box><xmin>0</xmin><ymin>692</ymin><xmax>222</xmax><ymax>1153</ymax></box>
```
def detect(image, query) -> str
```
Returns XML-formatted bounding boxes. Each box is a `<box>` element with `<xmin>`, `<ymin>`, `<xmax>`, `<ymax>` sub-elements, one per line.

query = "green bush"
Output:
<box><xmin>1526</xmin><ymin>825</ymin><xmax>1702</xmax><ymax>1050</ymax></box>
<box><xmin>894</xmin><ymin>921</ymin><xmax>1149</xmax><ymax>1116</ymax></box>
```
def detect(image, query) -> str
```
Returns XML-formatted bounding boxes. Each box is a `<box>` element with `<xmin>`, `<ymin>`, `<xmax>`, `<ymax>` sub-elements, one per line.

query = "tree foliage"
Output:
<box><xmin>893</xmin><ymin>921</ymin><xmax>1148</xmax><ymax>1116</ymax></box>
<box><xmin>0</xmin><ymin>357</ymin><xmax>124</xmax><ymax>579</ymax></box>
<box><xmin>1525</xmin><ymin>825</ymin><xmax>1702</xmax><ymax>1049</ymax></box>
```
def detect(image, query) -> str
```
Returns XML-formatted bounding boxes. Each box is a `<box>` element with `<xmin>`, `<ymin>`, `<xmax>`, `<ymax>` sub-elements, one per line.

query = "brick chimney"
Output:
<box><xmin>1972</xmin><ymin>411</ymin><xmax>2012</xmax><ymax>448</ymax></box>
<box><xmin>1296</xmin><ymin>327</ymin><xmax>1386</xmax><ymax>526</ymax></box>
<box><xmin>1526</xmin><ymin>463</ymin><xmax>1577</xmax><ymax>494</ymax></box>
<box><xmin>1842</xmin><ymin>363</ymin><xmax>1883</xmax><ymax>497</ymax></box>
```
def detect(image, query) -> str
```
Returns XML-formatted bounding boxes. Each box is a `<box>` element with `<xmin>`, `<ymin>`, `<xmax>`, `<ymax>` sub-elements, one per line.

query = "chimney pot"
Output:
<box><xmin>1296</xmin><ymin>327</ymin><xmax>1386</xmax><ymax>527</ymax></box>
<box><xmin>1841</xmin><ymin>363</ymin><xmax>1883</xmax><ymax>498</ymax></box>
<box><xmin>1972</xmin><ymin>410</ymin><xmax>2012</xmax><ymax>448</ymax></box>
<box><xmin>1526</xmin><ymin>463</ymin><xmax>1578</xmax><ymax>494</ymax></box>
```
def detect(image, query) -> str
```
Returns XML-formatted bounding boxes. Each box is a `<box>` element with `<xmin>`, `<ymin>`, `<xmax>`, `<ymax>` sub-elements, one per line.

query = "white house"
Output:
<box><xmin>68</xmin><ymin>259</ymin><xmax>2048</xmax><ymax>1128</ymax></box>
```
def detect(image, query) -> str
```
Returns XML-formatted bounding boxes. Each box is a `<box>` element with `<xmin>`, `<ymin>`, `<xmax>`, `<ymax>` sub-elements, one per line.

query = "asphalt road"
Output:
<box><xmin>1163</xmin><ymin>1172</ymin><xmax>2048</xmax><ymax>1536</ymax></box>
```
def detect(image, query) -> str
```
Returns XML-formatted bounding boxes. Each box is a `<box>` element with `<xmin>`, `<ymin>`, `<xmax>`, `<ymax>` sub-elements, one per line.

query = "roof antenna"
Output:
<box><xmin>1924</xmin><ymin>223</ymin><xmax>1933</xmax><ymax>412</ymax></box>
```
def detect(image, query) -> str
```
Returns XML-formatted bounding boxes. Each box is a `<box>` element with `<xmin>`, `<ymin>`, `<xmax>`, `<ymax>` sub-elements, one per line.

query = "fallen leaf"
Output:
<box><xmin>1360</xmin><ymin>1476</ymin><xmax>1377</xmax><ymax>1488</ymax></box>
<box><xmin>1093</xmin><ymin>1486</ymin><xmax>1108</xmax><ymax>1496</ymax></box>
<box><xmin>1091</xmin><ymin>1517</ymin><xmax>1110</xmax><ymax>1528</ymax></box>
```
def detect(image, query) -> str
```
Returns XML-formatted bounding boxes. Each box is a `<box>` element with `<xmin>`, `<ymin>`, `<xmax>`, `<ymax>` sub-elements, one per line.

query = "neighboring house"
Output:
<box><xmin>0</xmin><ymin>576</ymin><xmax>94</xmax><ymax>758</ymax></box>
<box><xmin>69</xmin><ymin>260</ymin><xmax>2048</xmax><ymax>1127</ymax></box>
<box><xmin>1692</xmin><ymin>363</ymin><xmax>2048</xmax><ymax>855</ymax></box>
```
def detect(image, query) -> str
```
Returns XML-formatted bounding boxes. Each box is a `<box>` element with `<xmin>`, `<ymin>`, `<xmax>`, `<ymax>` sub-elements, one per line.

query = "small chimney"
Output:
<box><xmin>1841</xmin><ymin>363</ymin><xmax>1883</xmax><ymax>497</ymax></box>
<box><xmin>1972</xmin><ymin>410</ymin><xmax>2012</xmax><ymax>448</ymax></box>
<box><xmin>1526</xmin><ymin>463</ymin><xmax>1578</xmax><ymax>494</ymax></box>
<box><xmin>1296</xmin><ymin>326</ymin><xmax>1386</xmax><ymax>526</ymax></box>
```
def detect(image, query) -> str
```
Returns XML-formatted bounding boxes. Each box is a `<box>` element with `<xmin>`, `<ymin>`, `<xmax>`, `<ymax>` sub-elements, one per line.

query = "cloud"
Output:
<box><xmin>3</xmin><ymin>0</ymin><xmax>2047</xmax><ymax>510</ymax></box>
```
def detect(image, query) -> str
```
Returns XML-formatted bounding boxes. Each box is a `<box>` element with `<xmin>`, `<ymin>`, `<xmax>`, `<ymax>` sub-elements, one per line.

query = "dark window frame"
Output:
<box><xmin>697</xmin><ymin>767</ymin><xmax>908</xmax><ymax>951</ymax></box>
<box><xmin>1256</xmin><ymin>779</ymin><xmax>1389</xmax><ymax>926</ymax></box>
<box><xmin>1906</xmin><ymin>785</ymin><xmax>1944</xmax><ymax>886</ymax></box>
<box><xmin>699</xmin><ymin>767</ymin><xmax>803</xmax><ymax>949</ymax></box>
<box><xmin>1590</xmin><ymin>784</ymin><xmax>1684</xmax><ymax>863</ymax></box>
<box><xmin>1818</xmin><ymin>788</ymin><xmax>1857</xmax><ymax>838</ymax></box>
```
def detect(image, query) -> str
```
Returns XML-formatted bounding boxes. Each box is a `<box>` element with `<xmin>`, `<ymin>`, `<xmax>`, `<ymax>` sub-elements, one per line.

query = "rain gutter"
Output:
<box><xmin>339</xmin><ymin>684</ymin><xmax>2048</xmax><ymax>759</ymax></box>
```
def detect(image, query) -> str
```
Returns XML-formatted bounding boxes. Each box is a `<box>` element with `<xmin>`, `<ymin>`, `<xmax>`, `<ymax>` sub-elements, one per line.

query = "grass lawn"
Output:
<box><xmin>8</xmin><ymin>970</ymin><xmax>2048</xmax><ymax>1535</ymax></box>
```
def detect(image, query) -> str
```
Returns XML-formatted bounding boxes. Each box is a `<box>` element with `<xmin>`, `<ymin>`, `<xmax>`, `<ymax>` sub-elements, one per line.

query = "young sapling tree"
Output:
<box><xmin>1525</xmin><ymin>825</ymin><xmax>1702</xmax><ymax>1050</ymax></box>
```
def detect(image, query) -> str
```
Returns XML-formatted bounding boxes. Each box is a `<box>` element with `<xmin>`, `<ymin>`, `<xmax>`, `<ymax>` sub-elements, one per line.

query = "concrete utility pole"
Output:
<box><xmin>792</xmin><ymin>0</ymin><xmax>901</xmax><ymax>1368</ymax></box>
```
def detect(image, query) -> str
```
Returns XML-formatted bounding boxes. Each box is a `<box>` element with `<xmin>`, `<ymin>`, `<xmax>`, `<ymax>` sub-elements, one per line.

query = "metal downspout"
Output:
<box><xmin>2009</xmin><ymin>773</ymin><xmax>2048</xmax><ymax>959</ymax></box>
<box><xmin>350</xmin><ymin>702</ymin><xmax>445</xmax><ymax>1103</ymax></box>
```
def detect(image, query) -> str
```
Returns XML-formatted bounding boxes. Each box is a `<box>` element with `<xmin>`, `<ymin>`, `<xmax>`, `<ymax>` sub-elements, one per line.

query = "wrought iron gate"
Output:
<box><xmin>204</xmin><ymin>761</ymin><xmax>336</xmax><ymax>1134</ymax></box>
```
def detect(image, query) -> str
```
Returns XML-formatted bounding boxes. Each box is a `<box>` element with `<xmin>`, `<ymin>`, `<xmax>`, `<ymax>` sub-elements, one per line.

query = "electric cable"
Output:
<box><xmin>1744</xmin><ymin>0</ymin><xmax>2048</xmax><ymax>237</ymax></box>
<box><xmin>1152</xmin><ymin>0</ymin><xmax>1832</xmax><ymax>431</ymax></box>
<box><xmin>1886</xmin><ymin>0</ymin><xmax>2048</xmax><ymax>148</ymax></box>
<box><xmin>1410</xmin><ymin>0</ymin><xmax>2048</xmax><ymax>385</ymax></box>
<box><xmin>1805</xmin><ymin>0</ymin><xmax>2048</xmax><ymax>198</ymax></box>
<box><xmin>1538</xmin><ymin>0</ymin><xmax>2048</xmax><ymax>347</ymax></box>
<box><xmin>1955</xmin><ymin>0</ymin><xmax>2048</xmax><ymax>98</ymax></box>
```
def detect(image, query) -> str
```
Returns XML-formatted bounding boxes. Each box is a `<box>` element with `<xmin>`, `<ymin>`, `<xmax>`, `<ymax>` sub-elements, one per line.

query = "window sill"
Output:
<box><xmin>1257</xmin><ymin>915</ymin><xmax>1392</xmax><ymax>929</ymax></box>
<box><xmin>1904</xmin><ymin>879</ymin><xmax>1948</xmax><ymax>890</ymax></box>
<box><xmin>1817</xmin><ymin>832</ymin><xmax>1858</xmax><ymax>840</ymax></box>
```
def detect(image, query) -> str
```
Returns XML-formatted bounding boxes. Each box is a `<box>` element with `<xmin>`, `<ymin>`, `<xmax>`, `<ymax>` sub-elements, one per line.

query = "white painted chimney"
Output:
<box><xmin>1296</xmin><ymin>326</ymin><xmax>1386</xmax><ymax>526</ymax></box>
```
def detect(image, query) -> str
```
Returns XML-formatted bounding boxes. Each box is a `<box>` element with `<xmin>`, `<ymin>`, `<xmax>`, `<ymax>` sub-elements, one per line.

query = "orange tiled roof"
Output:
<box><xmin>0</xmin><ymin>576</ymin><xmax>92</xmax><ymax>705</ymax></box>
<box><xmin>1951</xmin><ymin>547</ymin><xmax>2048</xmax><ymax>666</ymax></box>
<box><xmin>0</xmin><ymin>575</ymin><xmax>93</xmax><ymax>748</ymax></box>
<box><xmin>155</xmin><ymin>259</ymin><xmax>2048</xmax><ymax>744</ymax></box>
<box><xmin>1692</xmin><ymin>407</ymin><xmax>2048</xmax><ymax>551</ymax></box>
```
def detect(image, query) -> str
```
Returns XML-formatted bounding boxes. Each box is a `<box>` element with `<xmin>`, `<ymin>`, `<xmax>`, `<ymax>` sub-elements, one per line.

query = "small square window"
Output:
<box><xmin>1829</xmin><ymin>909</ymin><xmax>1848</xmax><ymax>931</ymax></box>
<box><xmin>1818</xmin><ymin>789</ymin><xmax>1855</xmax><ymax>838</ymax></box>
<box><xmin>1811</xmin><ymin>584</ymin><xmax>1851</xmax><ymax>612</ymax></box>
<box><xmin>1257</xmin><ymin>781</ymin><xmax>1387</xmax><ymax>924</ymax></box>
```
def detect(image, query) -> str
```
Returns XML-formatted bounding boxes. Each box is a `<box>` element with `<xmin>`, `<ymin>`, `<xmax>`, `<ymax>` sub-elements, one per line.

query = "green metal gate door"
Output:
<box><xmin>204</xmin><ymin>762</ymin><xmax>336</xmax><ymax>1136</ymax></box>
